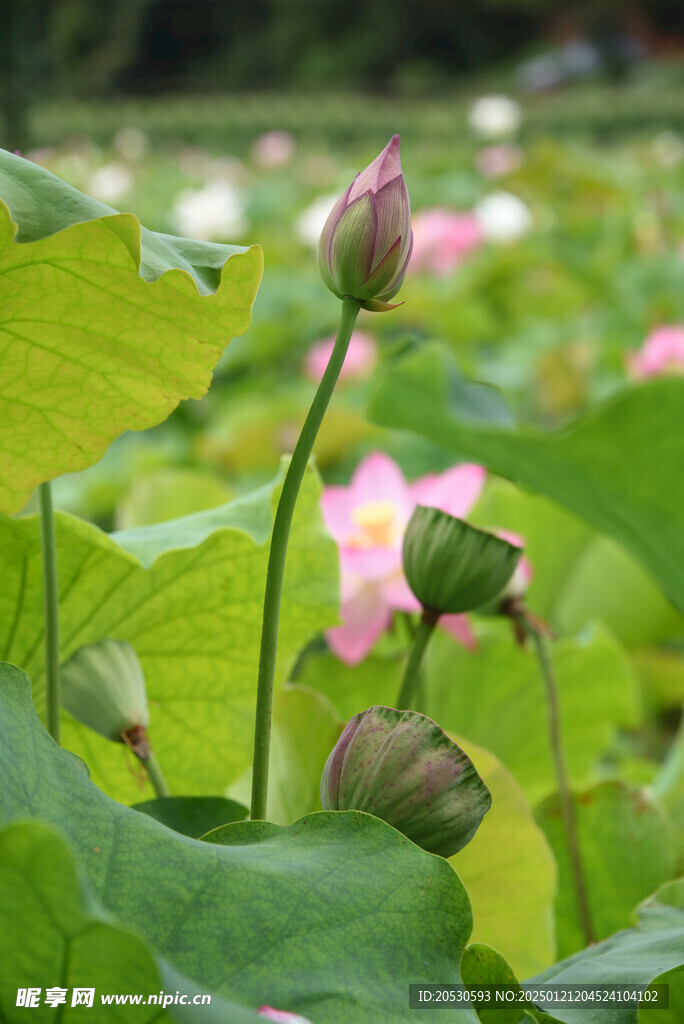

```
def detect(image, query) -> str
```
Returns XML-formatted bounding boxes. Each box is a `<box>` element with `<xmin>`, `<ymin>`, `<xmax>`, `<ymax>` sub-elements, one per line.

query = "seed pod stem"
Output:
<box><xmin>396</xmin><ymin>607</ymin><xmax>439</xmax><ymax>710</ymax></box>
<box><xmin>142</xmin><ymin>749</ymin><xmax>170</xmax><ymax>799</ymax></box>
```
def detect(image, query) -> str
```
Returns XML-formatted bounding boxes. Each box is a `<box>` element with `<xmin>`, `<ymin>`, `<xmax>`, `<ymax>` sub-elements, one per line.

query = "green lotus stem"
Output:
<box><xmin>142</xmin><ymin>750</ymin><xmax>170</xmax><ymax>799</ymax></box>
<box><xmin>397</xmin><ymin>608</ymin><xmax>439</xmax><ymax>710</ymax></box>
<box><xmin>39</xmin><ymin>482</ymin><xmax>61</xmax><ymax>744</ymax></box>
<box><xmin>401</xmin><ymin>611</ymin><xmax>417</xmax><ymax>642</ymax></box>
<box><xmin>251</xmin><ymin>296</ymin><xmax>361</xmax><ymax>821</ymax></box>
<box><xmin>522</xmin><ymin>615</ymin><xmax>595</xmax><ymax>947</ymax></box>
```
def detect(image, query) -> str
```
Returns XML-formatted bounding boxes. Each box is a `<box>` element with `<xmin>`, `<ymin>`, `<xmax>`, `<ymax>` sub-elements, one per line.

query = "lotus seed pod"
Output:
<box><xmin>402</xmin><ymin>506</ymin><xmax>521</xmax><ymax>615</ymax></box>
<box><xmin>321</xmin><ymin>705</ymin><xmax>491</xmax><ymax>858</ymax></box>
<box><xmin>60</xmin><ymin>638</ymin><xmax>149</xmax><ymax>742</ymax></box>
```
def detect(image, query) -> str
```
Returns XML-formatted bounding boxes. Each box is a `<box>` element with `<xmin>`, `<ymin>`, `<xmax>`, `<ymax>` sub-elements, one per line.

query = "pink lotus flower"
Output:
<box><xmin>321</xmin><ymin>452</ymin><xmax>486</xmax><ymax>664</ymax></box>
<box><xmin>257</xmin><ymin>1009</ymin><xmax>312</xmax><ymax>1023</ymax></box>
<box><xmin>628</xmin><ymin>326</ymin><xmax>684</xmax><ymax>378</ymax></box>
<box><xmin>304</xmin><ymin>330</ymin><xmax>377</xmax><ymax>384</ymax></box>
<box><xmin>410</xmin><ymin>209</ymin><xmax>482</xmax><ymax>276</ymax></box>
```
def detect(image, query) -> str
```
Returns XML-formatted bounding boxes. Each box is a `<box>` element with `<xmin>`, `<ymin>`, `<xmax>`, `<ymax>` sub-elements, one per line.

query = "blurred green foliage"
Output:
<box><xmin>3</xmin><ymin>81</ymin><xmax>684</xmax><ymax>849</ymax></box>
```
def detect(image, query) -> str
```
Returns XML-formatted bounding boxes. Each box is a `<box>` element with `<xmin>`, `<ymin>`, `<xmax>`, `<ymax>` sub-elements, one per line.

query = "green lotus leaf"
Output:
<box><xmin>536</xmin><ymin>781</ymin><xmax>681</xmax><ymax>960</ymax></box>
<box><xmin>0</xmin><ymin>149</ymin><xmax>262</xmax><ymax>513</ymax></box>
<box><xmin>452</xmin><ymin>737</ymin><xmax>556</xmax><ymax>979</ymax></box>
<box><xmin>461</xmin><ymin>943</ymin><xmax>525</xmax><ymax>1024</ymax></box>
<box><xmin>528</xmin><ymin>878</ymin><xmax>684</xmax><ymax>1024</ymax></box>
<box><xmin>0</xmin><ymin>463</ymin><xmax>338</xmax><ymax>802</ymax></box>
<box><xmin>0</xmin><ymin>820</ymin><xmax>263</xmax><ymax>1023</ymax></box>
<box><xmin>369</xmin><ymin>344</ymin><xmax>684</xmax><ymax>612</ymax></box>
<box><xmin>132</xmin><ymin>797</ymin><xmax>248</xmax><ymax>839</ymax></box>
<box><xmin>0</xmin><ymin>664</ymin><xmax>479</xmax><ymax>1024</ymax></box>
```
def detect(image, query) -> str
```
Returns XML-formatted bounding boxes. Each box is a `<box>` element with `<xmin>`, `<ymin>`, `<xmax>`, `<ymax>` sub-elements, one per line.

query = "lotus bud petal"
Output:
<box><xmin>402</xmin><ymin>506</ymin><xmax>522</xmax><ymax>615</ymax></box>
<box><xmin>60</xmin><ymin>639</ymin><xmax>149</xmax><ymax>744</ymax></box>
<box><xmin>321</xmin><ymin>705</ymin><xmax>491</xmax><ymax>858</ymax></box>
<box><xmin>318</xmin><ymin>135</ymin><xmax>413</xmax><ymax>310</ymax></box>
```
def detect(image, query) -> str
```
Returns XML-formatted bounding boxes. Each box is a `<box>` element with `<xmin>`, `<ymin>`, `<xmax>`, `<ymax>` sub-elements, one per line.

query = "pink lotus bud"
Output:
<box><xmin>318</xmin><ymin>135</ymin><xmax>413</xmax><ymax>311</ymax></box>
<box><xmin>257</xmin><ymin>1009</ymin><xmax>313</xmax><ymax>1023</ymax></box>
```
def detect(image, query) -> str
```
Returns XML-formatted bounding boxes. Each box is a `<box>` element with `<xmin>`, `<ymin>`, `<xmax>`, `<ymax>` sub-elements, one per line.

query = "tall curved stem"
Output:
<box><xmin>250</xmin><ymin>297</ymin><xmax>361</xmax><ymax>820</ymax></box>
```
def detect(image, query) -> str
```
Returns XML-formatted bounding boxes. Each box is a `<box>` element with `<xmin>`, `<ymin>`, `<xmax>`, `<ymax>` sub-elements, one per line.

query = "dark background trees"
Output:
<box><xmin>10</xmin><ymin>1</ymin><xmax>684</xmax><ymax>96</ymax></box>
<box><xmin>4</xmin><ymin>0</ymin><xmax>684</xmax><ymax>148</ymax></box>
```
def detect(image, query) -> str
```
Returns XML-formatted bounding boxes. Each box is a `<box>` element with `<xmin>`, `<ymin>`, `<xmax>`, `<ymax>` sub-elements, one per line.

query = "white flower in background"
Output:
<box><xmin>87</xmin><ymin>162</ymin><xmax>134</xmax><ymax>203</ymax></box>
<box><xmin>468</xmin><ymin>95</ymin><xmax>522</xmax><ymax>138</ymax></box>
<box><xmin>475</xmin><ymin>191</ymin><xmax>532</xmax><ymax>243</ymax></box>
<box><xmin>172</xmin><ymin>181</ymin><xmax>247</xmax><ymax>241</ymax></box>
<box><xmin>295</xmin><ymin>192</ymin><xmax>338</xmax><ymax>248</ymax></box>
<box><xmin>652</xmin><ymin>131</ymin><xmax>684</xmax><ymax>168</ymax></box>
<box><xmin>113</xmin><ymin>127</ymin><xmax>148</xmax><ymax>162</ymax></box>
<box><xmin>253</xmin><ymin>130</ymin><xmax>296</xmax><ymax>168</ymax></box>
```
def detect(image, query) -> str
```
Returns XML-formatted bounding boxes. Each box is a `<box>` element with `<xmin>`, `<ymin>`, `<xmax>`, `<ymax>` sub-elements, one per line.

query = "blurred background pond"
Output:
<box><xmin>4</xmin><ymin>0</ymin><xmax>684</xmax><ymax>528</ymax></box>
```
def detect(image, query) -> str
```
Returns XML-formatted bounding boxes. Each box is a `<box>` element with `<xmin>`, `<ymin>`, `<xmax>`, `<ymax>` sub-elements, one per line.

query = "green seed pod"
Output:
<box><xmin>402</xmin><ymin>506</ymin><xmax>522</xmax><ymax>615</ymax></box>
<box><xmin>61</xmin><ymin>638</ymin><xmax>149</xmax><ymax>743</ymax></box>
<box><xmin>321</xmin><ymin>705</ymin><xmax>491</xmax><ymax>858</ymax></box>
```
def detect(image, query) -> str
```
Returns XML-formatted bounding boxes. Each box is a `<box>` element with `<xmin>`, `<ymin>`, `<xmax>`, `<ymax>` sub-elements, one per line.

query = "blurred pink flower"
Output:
<box><xmin>322</xmin><ymin>452</ymin><xmax>486</xmax><ymax>664</ymax></box>
<box><xmin>476</xmin><ymin>143</ymin><xmax>523</xmax><ymax>178</ymax></box>
<box><xmin>496</xmin><ymin>529</ymin><xmax>533</xmax><ymax>599</ymax></box>
<box><xmin>410</xmin><ymin>209</ymin><xmax>482</xmax><ymax>276</ymax></box>
<box><xmin>253</xmin><ymin>130</ymin><xmax>296</xmax><ymax>168</ymax></box>
<box><xmin>257</xmin><ymin>1009</ymin><xmax>312</xmax><ymax>1023</ymax></box>
<box><xmin>304</xmin><ymin>331</ymin><xmax>377</xmax><ymax>384</ymax></box>
<box><xmin>628</xmin><ymin>326</ymin><xmax>684</xmax><ymax>378</ymax></box>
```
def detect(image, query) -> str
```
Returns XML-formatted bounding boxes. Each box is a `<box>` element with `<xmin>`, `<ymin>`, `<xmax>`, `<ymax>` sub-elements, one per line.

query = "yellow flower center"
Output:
<box><xmin>348</xmin><ymin>500</ymin><xmax>400</xmax><ymax>548</ymax></box>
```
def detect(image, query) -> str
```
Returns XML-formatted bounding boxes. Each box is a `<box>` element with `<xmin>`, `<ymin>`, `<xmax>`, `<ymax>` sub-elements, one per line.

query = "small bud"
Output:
<box><xmin>318</xmin><ymin>135</ymin><xmax>413</xmax><ymax>310</ymax></box>
<box><xmin>60</xmin><ymin>639</ymin><xmax>149</xmax><ymax>746</ymax></box>
<box><xmin>321</xmin><ymin>705</ymin><xmax>491</xmax><ymax>858</ymax></box>
<box><xmin>402</xmin><ymin>506</ymin><xmax>522</xmax><ymax>615</ymax></box>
